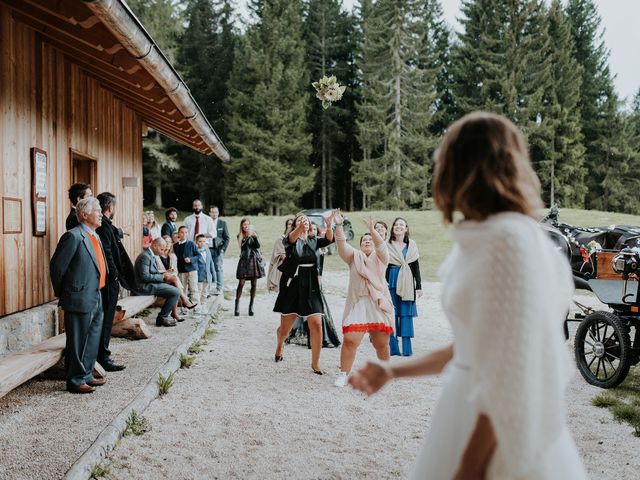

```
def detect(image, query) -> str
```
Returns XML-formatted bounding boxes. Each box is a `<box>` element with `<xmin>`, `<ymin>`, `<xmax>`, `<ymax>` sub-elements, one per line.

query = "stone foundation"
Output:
<box><xmin>0</xmin><ymin>302</ymin><xmax>60</xmax><ymax>359</ymax></box>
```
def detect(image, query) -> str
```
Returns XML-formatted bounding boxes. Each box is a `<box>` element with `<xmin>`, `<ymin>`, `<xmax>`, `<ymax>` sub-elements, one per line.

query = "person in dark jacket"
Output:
<box><xmin>95</xmin><ymin>192</ymin><xmax>126</xmax><ymax>372</ymax></box>
<box><xmin>235</xmin><ymin>218</ymin><xmax>264</xmax><ymax>316</ymax></box>
<box><xmin>174</xmin><ymin>226</ymin><xmax>200</xmax><ymax>305</ymax></box>
<box><xmin>161</xmin><ymin>207</ymin><xmax>178</xmax><ymax>238</ymax></box>
<box><xmin>50</xmin><ymin>197</ymin><xmax>107</xmax><ymax>393</ymax></box>
<box><xmin>209</xmin><ymin>206</ymin><xmax>230</xmax><ymax>294</ymax></box>
<box><xmin>65</xmin><ymin>183</ymin><xmax>92</xmax><ymax>231</ymax></box>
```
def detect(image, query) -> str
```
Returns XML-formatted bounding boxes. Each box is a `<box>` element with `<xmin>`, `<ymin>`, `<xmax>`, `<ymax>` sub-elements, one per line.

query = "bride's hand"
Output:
<box><xmin>348</xmin><ymin>361</ymin><xmax>392</xmax><ymax>395</ymax></box>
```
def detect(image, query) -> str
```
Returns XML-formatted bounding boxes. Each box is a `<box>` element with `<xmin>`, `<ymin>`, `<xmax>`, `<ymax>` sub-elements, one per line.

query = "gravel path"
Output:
<box><xmin>106</xmin><ymin>265</ymin><xmax>640</xmax><ymax>480</ymax></box>
<box><xmin>0</xmin><ymin>300</ymin><xmax>216</xmax><ymax>480</ymax></box>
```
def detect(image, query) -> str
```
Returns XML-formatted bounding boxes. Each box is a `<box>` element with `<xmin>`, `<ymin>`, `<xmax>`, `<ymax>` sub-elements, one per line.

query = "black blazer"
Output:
<box><xmin>65</xmin><ymin>208</ymin><xmax>79</xmax><ymax>231</ymax></box>
<box><xmin>161</xmin><ymin>221</ymin><xmax>176</xmax><ymax>238</ymax></box>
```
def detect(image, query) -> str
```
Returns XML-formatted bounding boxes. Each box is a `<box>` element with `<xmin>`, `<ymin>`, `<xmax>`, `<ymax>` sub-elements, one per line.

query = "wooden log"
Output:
<box><xmin>114</xmin><ymin>295</ymin><xmax>156</xmax><ymax>323</ymax></box>
<box><xmin>0</xmin><ymin>334</ymin><xmax>66</xmax><ymax>399</ymax></box>
<box><xmin>111</xmin><ymin>316</ymin><xmax>152</xmax><ymax>339</ymax></box>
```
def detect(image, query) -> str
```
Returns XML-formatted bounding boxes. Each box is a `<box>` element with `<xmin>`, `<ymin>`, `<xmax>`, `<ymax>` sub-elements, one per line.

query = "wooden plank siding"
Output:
<box><xmin>0</xmin><ymin>6</ymin><xmax>144</xmax><ymax>317</ymax></box>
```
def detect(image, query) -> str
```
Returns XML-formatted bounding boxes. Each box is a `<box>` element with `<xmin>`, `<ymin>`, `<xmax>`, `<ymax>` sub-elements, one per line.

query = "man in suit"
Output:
<box><xmin>161</xmin><ymin>207</ymin><xmax>178</xmax><ymax>238</ymax></box>
<box><xmin>65</xmin><ymin>183</ymin><xmax>92</xmax><ymax>231</ymax></box>
<box><xmin>50</xmin><ymin>197</ymin><xmax>107</xmax><ymax>394</ymax></box>
<box><xmin>95</xmin><ymin>192</ymin><xmax>126</xmax><ymax>372</ymax></box>
<box><xmin>208</xmin><ymin>205</ymin><xmax>229</xmax><ymax>294</ymax></box>
<box><xmin>135</xmin><ymin>237</ymin><xmax>180</xmax><ymax>327</ymax></box>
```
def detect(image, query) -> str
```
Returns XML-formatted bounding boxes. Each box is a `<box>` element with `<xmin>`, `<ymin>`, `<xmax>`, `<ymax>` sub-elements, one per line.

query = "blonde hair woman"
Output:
<box><xmin>349</xmin><ymin>112</ymin><xmax>587</xmax><ymax>479</ymax></box>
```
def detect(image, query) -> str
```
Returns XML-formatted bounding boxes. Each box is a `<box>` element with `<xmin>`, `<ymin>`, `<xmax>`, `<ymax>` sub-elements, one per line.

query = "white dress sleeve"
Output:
<box><xmin>468</xmin><ymin>233</ymin><xmax>573</xmax><ymax>477</ymax></box>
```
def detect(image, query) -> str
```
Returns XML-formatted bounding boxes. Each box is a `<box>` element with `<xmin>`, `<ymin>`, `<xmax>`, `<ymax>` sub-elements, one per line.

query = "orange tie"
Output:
<box><xmin>88</xmin><ymin>234</ymin><xmax>107</xmax><ymax>289</ymax></box>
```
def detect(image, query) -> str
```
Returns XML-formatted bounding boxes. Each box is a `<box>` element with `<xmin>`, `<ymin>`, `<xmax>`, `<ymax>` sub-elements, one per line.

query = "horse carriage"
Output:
<box><xmin>542</xmin><ymin>207</ymin><xmax>640</xmax><ymax>388</ymax></box>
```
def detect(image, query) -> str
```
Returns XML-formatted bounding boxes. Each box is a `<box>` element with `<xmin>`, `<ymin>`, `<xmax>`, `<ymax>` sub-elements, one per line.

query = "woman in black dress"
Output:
<box><xmin>274</xmin><ymin>211</ymin><xmax>336</xmax><ymax>374</ymax></box>
<box><xmin>286</xmin><ymin>222</ymin><xmax>341</xmax><ymax>349</ymax></box>
<box><xmin>235</xmin><ymin>218</ymin><xmax>265</xmax><ymax>316</ymax></box>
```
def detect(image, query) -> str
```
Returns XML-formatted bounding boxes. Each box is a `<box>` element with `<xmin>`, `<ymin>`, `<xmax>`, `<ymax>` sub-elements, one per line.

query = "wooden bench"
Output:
<box><xmin>0</xmin><ymin>295</ymin><xmax>155</xmax><ymax>400</ymax></box>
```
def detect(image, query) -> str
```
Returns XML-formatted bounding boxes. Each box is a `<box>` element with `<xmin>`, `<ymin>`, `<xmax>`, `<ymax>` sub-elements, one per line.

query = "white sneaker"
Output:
<box><xmin>334</xmin><ymin>372</ymin><xmax>348</xmax><ymax>388</ymax></box>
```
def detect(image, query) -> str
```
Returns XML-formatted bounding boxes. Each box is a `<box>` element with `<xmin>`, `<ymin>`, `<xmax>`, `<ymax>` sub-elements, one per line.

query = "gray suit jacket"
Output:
<box><xmin>50</xmin><ymin>225</ymin><xmax>107</xmax><ymax>313</ymax></box>
<box><xmin>134</xmin><ymin>248</ymin><xmax>165</xmax><ymax>295</ymax></box>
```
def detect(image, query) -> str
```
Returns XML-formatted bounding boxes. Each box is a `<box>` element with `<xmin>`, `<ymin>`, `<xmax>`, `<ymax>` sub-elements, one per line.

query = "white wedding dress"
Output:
<box><xmin>410</xmin><ymin>213</ymin><xmax>587</xmax><ymax>480</ymax></box>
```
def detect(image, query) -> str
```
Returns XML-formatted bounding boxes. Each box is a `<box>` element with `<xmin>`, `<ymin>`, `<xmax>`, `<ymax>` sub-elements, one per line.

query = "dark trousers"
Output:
<box><xmin>154</xmin><ymin>283</ymin><xmax>180</xmax><ymax>319</ymax></box>
<box><xmin>64</xmin><ymin>296</ymin><xmax>104</xmax><ymax>388</ymax></box>
<box><xmin>97</xmin><ymin>279</ymin><xmax>119</xmax><ymax>364</ymax></box>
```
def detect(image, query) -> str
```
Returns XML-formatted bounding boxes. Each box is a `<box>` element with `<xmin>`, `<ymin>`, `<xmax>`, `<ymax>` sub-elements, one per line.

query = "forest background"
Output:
<box><xmin>128</xmin><ymin>0</ymin><xmax>640</xmax><ymax>216</ymax></box>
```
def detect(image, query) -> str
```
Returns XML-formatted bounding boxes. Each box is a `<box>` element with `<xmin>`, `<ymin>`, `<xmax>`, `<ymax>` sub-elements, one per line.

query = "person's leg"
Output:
<box><xmin>83</xmin><ymin>298</ymin><xmax>104</xmax><ymax>384</ymax></box>
<box><xmin>275</xmin><ymin>313</ymin><xmax>297</xmax><ymax>359</ymax></box>
<box><xmin>339</xmin><ymin>331</ymin><xmax>365</xmax><ymax>374</ymax></box>
<box><xmin>199</xmin><ymin>282</ymin><xmax>206</xmax><ymax>304</ymax></box>
<box><xmin>308</xmin><ymin>314</ymin><xmax>323</xmax><ymax>372</ymax></box>
<box><xmin>156</xmin><ymin>284</ymin><xmax>180</xmax><ymax>319</ymax></box>
<box><xmin>402</xmin><ymin>336</ymin><xmax>413</xmax><ymax>357</ymax></box>
<box><xmin>187</xmin><ymin>270</ymin><xmax>199</xmax><ymax>304</ymax></box>
<box><xmin>249</xmin><ymin>278</ymin><xmax>257</xmax><ymax>316</ymax></box>
<box><xmin>389</xmin><ymin>316</ymin><xmax>401</xmax><ymax>356</ymax></box>
<box><xmin>97</xmin><ymin>282</ymin><xmax>118</xmax><ymax>365</ymax></box>
<box><xmin>64</xmin><ymin>310</ymin><xmax>92</xmax><ymax>388</ymax></box>
<box><xmin>235</xmin><ymin>279</ymin><xmax>245</xmax><ymax>316</ymax></box>
<box><xmin>213</xmin><ymin>251</ymin><xmax>224</xmax><ymax>291</ymax></box>
<box><xmin>370</xmin><ymin>331</ymin><xmax>391</xmax><ymax>361</ymax></box>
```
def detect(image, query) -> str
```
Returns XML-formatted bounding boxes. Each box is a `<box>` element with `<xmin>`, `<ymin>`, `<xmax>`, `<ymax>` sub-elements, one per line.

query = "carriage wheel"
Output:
<box><xmin>574</xmin><ymin>311</ymin><xmax>632</xmax><ymax>389</ymax></box>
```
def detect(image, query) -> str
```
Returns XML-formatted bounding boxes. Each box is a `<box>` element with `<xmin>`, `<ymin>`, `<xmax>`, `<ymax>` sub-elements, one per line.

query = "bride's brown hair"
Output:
<box><xmin>432</xmin><ymin>112</ymin><xmax>543</xmax><ymax>224</ymax></box>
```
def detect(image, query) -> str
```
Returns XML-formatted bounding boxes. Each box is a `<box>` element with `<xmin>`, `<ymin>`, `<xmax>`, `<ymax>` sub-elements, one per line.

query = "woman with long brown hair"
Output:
<box><xmin>386</xmin><ymin>217</ymin><xmax>421</xmax><ymax>356</ymax></box>
<box><xmin>235</xmin><ymin>218</ymin><xmax>264</xmax><ymax>316</ymax></box>
<box><xmin>350</xmin><ymin>112</ymin><xmax>586</xmax><ymax>479</ymax></box>
<box><xmin>273</xmin><ymin>211</ymin><xmax>336</xmax><ymax>374</ymax></box>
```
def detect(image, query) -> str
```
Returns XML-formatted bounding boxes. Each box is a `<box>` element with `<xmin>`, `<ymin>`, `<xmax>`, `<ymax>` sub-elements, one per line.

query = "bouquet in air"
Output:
<box><xmin>312</xmin><ymin>75</ymin><xmax>346</xmax><ymax>109</ymax></box>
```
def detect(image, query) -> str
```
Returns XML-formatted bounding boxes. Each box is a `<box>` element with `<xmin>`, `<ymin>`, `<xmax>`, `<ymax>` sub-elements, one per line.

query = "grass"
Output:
<box><xmin>155</xmin><ymin>207</ymin><xmax>640</xmax><ymax>281</ymax></box>
<box><xmin>90</xmin><ymin>462</ymin><xmax>111</xmax><ymax>479</ymax></box>
<box><xmin>179</xmin><ymin>353</ymin><xmax>195</xmax><ymax>368</ymax></box>
<box><xmin>188</xmin><ymin>341</ymin><xmax>204</xmax><ymax>355</ymax></box>
<box><xmin>592</xmin><ymin>368</ymin><xmax>640</xmax><ymax>437</ymax></box>
<box><xmin>123</xmin><ymin>410</ymin><xmax>151</xmax><ymax>436</ymax></box>
<box><xmin>157</xmin><ymin>372</ymin><xmax>174</xmax><ymax>396</ymax></box>
<box><xmin>202</xmin><ymin>326</ymin><xmax>217</xmax><ymax>341</ymax></box>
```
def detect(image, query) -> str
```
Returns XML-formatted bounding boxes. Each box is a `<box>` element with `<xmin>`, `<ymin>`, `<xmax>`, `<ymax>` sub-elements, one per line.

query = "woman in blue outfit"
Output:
<box><xmin>386</xmin><ymin>217</ymin><xmax>421</xmax><ymax>356</ymax></box>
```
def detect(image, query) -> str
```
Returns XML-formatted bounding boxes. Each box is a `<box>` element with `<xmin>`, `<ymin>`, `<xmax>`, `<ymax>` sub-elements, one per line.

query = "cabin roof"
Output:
<box><xmin>4</xmin><ymin>0</ymin><xmax>229</xmax><ymax>160</ymax></box>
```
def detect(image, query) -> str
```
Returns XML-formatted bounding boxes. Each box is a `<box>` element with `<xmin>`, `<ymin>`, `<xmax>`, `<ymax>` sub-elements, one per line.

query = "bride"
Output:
<box><xmin>349</xmin><ymin>112</ymin><xmax>587</xmax><ymax>479</ymax></box>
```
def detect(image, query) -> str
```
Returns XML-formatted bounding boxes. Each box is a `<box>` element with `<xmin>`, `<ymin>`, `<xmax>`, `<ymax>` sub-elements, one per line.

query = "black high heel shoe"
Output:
<box><xmin>184</xmin><ymin>301</ymin><xmax>197</xmax><ymax>310</ymax></box>
<box><xmin>312</xmin><ymin>369</ymin><xmax>324</xmax><ymax>375</ymax></box>
<box><xmin>275</xmin><ymin>355</ymin><xmax>284</xmax><ymax>362</ymax></box>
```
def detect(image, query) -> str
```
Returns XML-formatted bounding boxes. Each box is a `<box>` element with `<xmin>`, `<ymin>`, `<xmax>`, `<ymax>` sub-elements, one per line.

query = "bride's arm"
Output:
<box><xmin>349</xmin><ymin>344</ymin><xmax>453</xmax><ymax>395</ymax></box>
<box><xmin>453</xmin><ymin>414</ymin><xmax>497</xmax><ymax>480</ymax></box>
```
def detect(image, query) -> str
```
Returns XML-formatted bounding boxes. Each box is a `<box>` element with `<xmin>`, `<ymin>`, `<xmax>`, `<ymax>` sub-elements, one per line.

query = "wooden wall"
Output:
<box><xmin>0</xmin><ymin>6</ymin><xmax>144</xmax><ymax>317</ymax></box>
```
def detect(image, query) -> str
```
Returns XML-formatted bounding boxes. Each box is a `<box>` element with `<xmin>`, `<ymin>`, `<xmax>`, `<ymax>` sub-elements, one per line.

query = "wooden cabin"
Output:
<box><xmin>0</xmin><ymin>0</ymin><xmax>228</xmax><ymax>358</ymax></box>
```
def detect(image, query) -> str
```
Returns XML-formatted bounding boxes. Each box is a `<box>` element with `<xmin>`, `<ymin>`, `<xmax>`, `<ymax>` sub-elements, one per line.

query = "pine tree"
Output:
<box><xmin>172</xmin><ymin>0</ymin><xmax>236</xmax><ymax>210</ymax></box>
<box><xmin>354</xmin><ymin>0</ymin><xmax>443</xmax><ymax>209</ymax></box>
<box><xmin>566</xmin><ymin>0</ymin><xmax>623</xmax><ymax>211</ymax></box>
<box><xmin>225</xmin><ymin>0</ymin><xmax>313</xmax><ymax>214</ymax></box>
<box><xmin>127</xmin><ymin>0</ymin><xmax>184</xmax><ymax>207</ymax></box>
<box><xmin>304</xmin><ymin>0</ymin><xmax>357</xmax><ymax>208</ymax></box>
<box><xmin>532</xmin><ymin>0</ymin><xmax>586</xmax><ymax>208</ymax></box>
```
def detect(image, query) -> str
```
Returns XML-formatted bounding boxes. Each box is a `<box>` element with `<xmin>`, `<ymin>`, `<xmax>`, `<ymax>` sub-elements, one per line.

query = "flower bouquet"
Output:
<box><xmin>312</xmin><ymin>75</ymin><xmax>346</xmax><ymax>109</ymax></box>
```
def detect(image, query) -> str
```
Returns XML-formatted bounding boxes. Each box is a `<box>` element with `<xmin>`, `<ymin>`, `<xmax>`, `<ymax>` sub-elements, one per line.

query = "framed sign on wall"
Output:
<box><xmin>31</xmin><ymin>147</ymin><xmax>47</xmax><ymax>236</ymax></box>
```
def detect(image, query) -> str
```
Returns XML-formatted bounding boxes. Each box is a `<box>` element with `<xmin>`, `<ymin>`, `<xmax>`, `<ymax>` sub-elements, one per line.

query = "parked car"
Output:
<box><xmin>300</xmin><ymin>208</ymin><xmax>354</xmax><ymax>253</ymax></box>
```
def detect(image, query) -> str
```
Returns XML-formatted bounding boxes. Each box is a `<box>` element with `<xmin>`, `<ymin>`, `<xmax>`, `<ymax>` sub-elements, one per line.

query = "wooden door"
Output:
<box><xmin>70</xmin><ymin>149</ymin><xmax>97</xmax><ymax>189</ymax></box>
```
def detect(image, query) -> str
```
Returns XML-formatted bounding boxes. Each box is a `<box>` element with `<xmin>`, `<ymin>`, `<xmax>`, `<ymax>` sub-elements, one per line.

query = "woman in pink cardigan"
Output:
<box><xmin>333</xmin><ymin>210</ymin><xmax>395</xmax><ymax>387</ymax></box>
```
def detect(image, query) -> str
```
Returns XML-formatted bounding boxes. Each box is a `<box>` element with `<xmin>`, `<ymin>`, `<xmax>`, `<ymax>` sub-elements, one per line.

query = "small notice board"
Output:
<box><xmin>31</xmin><ymin>147</ymin><xmax>47</xmax><ymax>236</ymax></box>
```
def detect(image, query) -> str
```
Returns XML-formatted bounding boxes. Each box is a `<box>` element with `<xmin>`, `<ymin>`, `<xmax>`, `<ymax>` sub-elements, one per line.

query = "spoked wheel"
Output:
<box><xmin>574</xmin><ymin>311</ymin><xmax>632</xmax><ymax>389</ymax></box>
